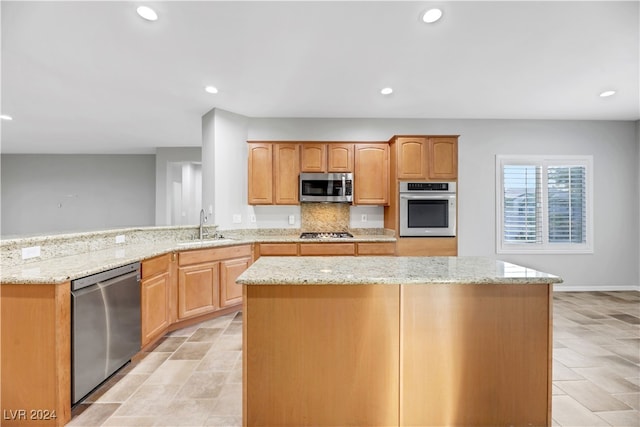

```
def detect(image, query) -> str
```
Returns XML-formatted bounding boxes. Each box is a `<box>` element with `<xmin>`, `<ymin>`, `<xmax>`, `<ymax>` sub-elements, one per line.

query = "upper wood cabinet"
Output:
<box><xmin>274</xmin><ymin>144</ymin><xmax>300</xmax><ymax>204</ymax></box>
<box><xmin>327</xmin><ymin>144</ymin><xmax>354</xmax><ymax>172</ymax></box>
<box><xmin>248</xmin><ymin>142</ymin><xmax>299</xmax><ymax>205</ymax></box>
<box><xmin>394</xmin><ymin>136</ymin><xmax>458</xmax><ymax>180</ymax></box>
<box><xmin>428</xmin><ymin>137</ymin><xmax>458</xmax><ymax>180</ymax></box>
<box><xmin>248</xmin><ymin>143</ymin><xmax>273</xmax><ymax>204</ymax></box>
<box><xmin>354</xmin><ymin>144</ymin><xmax>389</xmax><ymax>205</ymax></box>
<box><xmin>301</xmin><ymin>143</ymin><xmax>354</xmax><ymax>172</ymax></box>
<box><xmin>300</xmin><ymin>144</ymin><xmax>326</xmax><ymax>172</ymax></box>
<box><xmin>397</xmin><ymin>137</ymin><xmax>427</xmax><ymax>179</ymax></box>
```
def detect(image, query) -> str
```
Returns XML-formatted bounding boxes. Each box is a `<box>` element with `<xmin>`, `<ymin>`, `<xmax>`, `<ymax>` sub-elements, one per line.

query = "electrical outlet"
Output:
<box><xmin>115</xmin><ymin>235</ymin><xmax>126</xmax><ymax>244</ymax></box>
<box><xmin>250</xmin><ymin>214</ymin><xmax>257</xmax><ymax>223</ymax></box>
<box><xmin>233</xmin><ymin>214</ymin><xmax>242</xmax><ymax>224</ymax></box>
<box><xmin>288</xmin><ymin>214</ymin><xmax>295</xmax><ymax>225</ymax></box>
<box><xmin>361</xmin><ymin>214</ymin><xmax>368</xmax><ymax>222</ymax></box>
<box><xmin>21</xmin><ymin>246</ymin><xmax>41</xmax><ymax>260</ymax></box>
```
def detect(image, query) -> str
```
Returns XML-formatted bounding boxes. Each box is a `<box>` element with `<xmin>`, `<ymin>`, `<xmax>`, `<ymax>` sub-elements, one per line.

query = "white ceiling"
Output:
<box><xmin>2</xmin><ymin>1</ymin><xmax>638</xmax><ymax>154</ymax></box>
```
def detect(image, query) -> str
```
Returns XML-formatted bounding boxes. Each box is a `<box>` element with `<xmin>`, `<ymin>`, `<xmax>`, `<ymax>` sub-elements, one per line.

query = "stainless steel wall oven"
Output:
<box><xmin>399</xmin><ymin>181</ymin><xmax>457</xmax><ymax>237</ymax></box>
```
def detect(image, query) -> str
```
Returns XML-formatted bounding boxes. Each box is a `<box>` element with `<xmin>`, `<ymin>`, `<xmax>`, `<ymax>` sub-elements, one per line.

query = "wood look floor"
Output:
<box><xmin>68</xmin><ymin>291</ymin><xmax>640</xmax><ymax>427</ymax></box>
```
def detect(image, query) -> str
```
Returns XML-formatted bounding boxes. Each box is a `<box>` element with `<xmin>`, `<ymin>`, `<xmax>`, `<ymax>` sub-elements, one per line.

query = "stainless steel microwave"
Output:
<box><xmin>399</xmin><ymin>181</ymin><xmax>457</xmax><ymax>237</ymax></box>
<box><xmin>299</xmin><ymin>173</ymin><xmax>353</xmax><ymax>203</ymax></box>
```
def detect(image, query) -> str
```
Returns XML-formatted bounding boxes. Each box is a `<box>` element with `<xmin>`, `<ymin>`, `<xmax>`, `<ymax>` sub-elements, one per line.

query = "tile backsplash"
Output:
<box><xmin>300</xmin><ymin>203</ymin><xmax>350</xmax><ymax>232</ymax></box>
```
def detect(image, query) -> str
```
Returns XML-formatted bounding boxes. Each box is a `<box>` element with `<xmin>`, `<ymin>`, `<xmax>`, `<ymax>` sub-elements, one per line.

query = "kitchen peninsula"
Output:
<box><xmin>238</xmin><ymin>256</ymin><xmax>562</xmax><ymax>427</ymax></box>
<box><xmin>0</xmin><ymin>226</ymin><xmax>395</xmax><ymax>427</ymax></box>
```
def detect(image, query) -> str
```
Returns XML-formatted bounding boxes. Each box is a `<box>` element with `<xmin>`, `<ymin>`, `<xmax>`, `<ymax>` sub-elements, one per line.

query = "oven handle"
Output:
<box><xmin>400</xmin><ymin>194</ymin><xmax>456</xmax><ymax>200</ymax></box>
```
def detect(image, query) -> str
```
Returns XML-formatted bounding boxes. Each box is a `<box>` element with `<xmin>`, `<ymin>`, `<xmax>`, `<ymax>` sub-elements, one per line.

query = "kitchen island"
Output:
<box><xmin>237</xmin><ymin>256</ymin><xmax>562</xmax><ymax>427</ymax></box>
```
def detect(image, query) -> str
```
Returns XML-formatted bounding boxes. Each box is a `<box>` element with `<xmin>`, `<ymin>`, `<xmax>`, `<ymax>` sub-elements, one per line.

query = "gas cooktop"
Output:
<box><xmin>299</xmin><ymin>232</ymin><xmax>354</xmax><ymax>239</ymax></box>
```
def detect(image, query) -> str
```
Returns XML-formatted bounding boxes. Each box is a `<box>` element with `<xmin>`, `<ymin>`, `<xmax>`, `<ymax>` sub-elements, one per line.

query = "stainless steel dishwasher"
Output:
<box><xmin>71</xmin><ymin>262</ymin><xmax>141</xmax><ymax>404</ymax></box>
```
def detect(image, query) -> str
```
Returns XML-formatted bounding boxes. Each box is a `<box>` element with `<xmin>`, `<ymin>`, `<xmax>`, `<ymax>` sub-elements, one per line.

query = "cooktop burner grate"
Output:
<box><xmin>299</xmin><ymin>232</ymin><xmax>354</xmax><ymax>239</ymax></box>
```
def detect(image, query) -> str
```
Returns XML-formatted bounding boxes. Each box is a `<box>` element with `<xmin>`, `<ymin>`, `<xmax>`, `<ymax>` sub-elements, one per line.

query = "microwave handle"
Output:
<box><xmin>341</xmin><ymin>176</ymin><xmax>346</xmax><ymax>197</ymax></box>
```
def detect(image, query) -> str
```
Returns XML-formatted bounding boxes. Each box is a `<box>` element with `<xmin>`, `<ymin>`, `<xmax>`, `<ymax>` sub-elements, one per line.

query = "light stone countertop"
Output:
<box><xmin>236</xmin><ymin>256</ymin><xmax>563</xmax><ymax>286</ymax></box>
<box><xmin>0</xmin><ymin>232</ymin><xmax>395</xmax><ymax>285</ymax></box>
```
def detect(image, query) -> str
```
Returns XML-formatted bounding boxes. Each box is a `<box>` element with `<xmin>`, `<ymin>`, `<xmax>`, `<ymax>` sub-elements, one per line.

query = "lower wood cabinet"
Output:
<box><xmin>256</xmin><ymin>241</ymin><xmax>395</xmax><ymax>257</ymax></box>
<box><xmin>141</xmin><ymin>253</ymin><xmax>174</xmax><ymax>348</ymax></box>
<box><xmin>356</xmin><ymin>242</ymin><xmax>396</xmax><ymax>255</ymax></box>
<box><xmin>177</xmin><ymin>261</ymin><xmax>220</xmax><ymax>320</ymax></box>
<box><xmin>256</xmin><ymin>242</ymin><xmax>299</xmax><ymax>256</ymax></box>
<box><xmin>299</xmin><ymin>243</ymin><xmax>356</xmax><ymax>256</ymax></box>
<box><xmin>220</xmin><ymin>257</ymin><xmax>252</xmax><ymax>307</ymax></box>
<box><xmin>141</xmin><ymin>270</ymin><xmax>172</xmax><ymax>347</ymax></box>
<box><xmin>177</xmin><ymin>245</ymin><xmax>253</xmax><ymax>320</ymax></box>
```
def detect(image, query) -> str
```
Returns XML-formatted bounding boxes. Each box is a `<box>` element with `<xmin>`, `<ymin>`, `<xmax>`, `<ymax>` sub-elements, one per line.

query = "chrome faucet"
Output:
<box><xmin>199</xmin><ymin>208</ymin><xmax>207</xmax><ymax>240</ymax></box>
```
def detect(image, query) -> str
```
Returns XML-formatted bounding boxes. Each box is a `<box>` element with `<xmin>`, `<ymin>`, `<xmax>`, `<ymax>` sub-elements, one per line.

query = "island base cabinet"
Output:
<box><xmin>1</xmin><ymin>283</ymin><xmax>71</xmax><ymax>426</ymax></box>
<box><xmin>243</xmin><ymin>282</ymin><xmax>552</xmax><ymax>427</ymax></box>
<box><xmin>243</xmin><ymin>285</ymin><xmax>400</xmax><ymax>427</ymax></box>
<box><xmin>401</xmin><ymin>284</ymin><xmax>551</xmax><ymax>426</ymax></box>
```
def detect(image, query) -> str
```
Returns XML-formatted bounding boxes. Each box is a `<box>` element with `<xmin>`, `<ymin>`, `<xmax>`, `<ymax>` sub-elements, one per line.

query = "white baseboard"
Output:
<box><xmin>553</xmin><ymin>284</ymin><xmax>640</xmax><ymax>292</ymax></box>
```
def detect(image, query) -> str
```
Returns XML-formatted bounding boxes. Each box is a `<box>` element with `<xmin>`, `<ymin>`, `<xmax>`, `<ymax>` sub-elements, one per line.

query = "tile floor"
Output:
<box><xmin>69</xmin><ymin>291</ymin><xmax>640</xmax><ymax>427</ymax></box>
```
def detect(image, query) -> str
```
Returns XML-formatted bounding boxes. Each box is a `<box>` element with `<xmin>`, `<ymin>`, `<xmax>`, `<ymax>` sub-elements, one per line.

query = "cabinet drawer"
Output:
<box><xmin>179</xmin><ymin>244</ymin><xmax>252</xmax><ymax>266</ymax></box>
<box><xmin>357</xmin><ymin>242</ymin><xmax>396</xmax><ymax>256</ymax></box>
<box><xmin>258</xmin><ymin>243</ymin><xmax>298</xmax><ymax>256</ymax></box>
<box><xmin>299</xmin><ymin>243</ymin><xmax>356</xmax><ymax>256</ymax></box>
<box><xmin>141</xmin><ymin>253</ymin><xmax>172</xmax><ymax>279</ymax></box>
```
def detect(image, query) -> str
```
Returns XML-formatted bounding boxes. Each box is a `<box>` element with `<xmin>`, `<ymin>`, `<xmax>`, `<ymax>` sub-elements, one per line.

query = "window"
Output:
<box><xmin>496</xmin><ymin>155</ymin><xmax>593</xmax><ymax>254</ymax></box>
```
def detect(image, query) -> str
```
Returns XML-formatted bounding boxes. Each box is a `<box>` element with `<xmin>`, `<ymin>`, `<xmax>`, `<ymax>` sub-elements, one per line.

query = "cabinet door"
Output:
<box><xmin>141</xmin><ymin>272</ymin><xmax>171</xmax><ymax>347</ymax></box>
<box><xmin>177</xmin><ymin>262</ymin><xmax>220</xmax><ymax>320</ymax></box>
<box><xmin>396</xmin><ymin>137</ymin><xmax>426</xmax><ymax>179</ymax></box>
<box><xmin>248</xmin><ymin>143</ymin><xmax>273</xmax><ymax>204</ymax></box>
<box><xmin>327</xmin><ymin>144</ymin><xmax>354</xmax><ymax>172</ymax></box>
<box><xmin>220</xmin><ymin>257</ymin><xmax>252</xmax><ymax>308</ymax></box>
<box><xmin>274</xmin><ymin>143</ymin><xmax>300</xmax><ymax>205</ymax></box>
<box><xmin>354</xmin><ymin>144</ymin><xmax>389</xmax><ymax>205</ymax></box>
<box><xmin>300</xmin><ymin>144</ymin><xmax>326</xmax><ymax>172</ymax></box>
<box><xmin>428</xmin><ymin>137</ymin><xmax>458</xmax><ymax>179</ymax></box>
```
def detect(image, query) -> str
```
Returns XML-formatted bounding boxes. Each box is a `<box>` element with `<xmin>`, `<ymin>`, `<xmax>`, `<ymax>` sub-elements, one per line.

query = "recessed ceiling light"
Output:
<box><xmin>137</xmin><ymin>6</ymin><xmax>158</xmax><ymax>21</ymax></box>
<box><xmin>205</xmin><ymin>86</ymin><xmax>219</xmax><ymax>94</ymax></box>
<box><xmin>422</xmin><ymin>8</ymin><xmax>443</xmax><ymax>24</ymax></box>
<box><xmin>599</xmin><ymin>90</ymin><xmax>616</xmax><ymax>98</ymax></box>
<box><xmin>0</xmin><ymin>114</ymin><xmax>13</xmax><ymax>121</ymax></box>
<box><xmin>380</xmin><ymin>87</ymin><xmax>393</xmax><ymax>95</ymax></box>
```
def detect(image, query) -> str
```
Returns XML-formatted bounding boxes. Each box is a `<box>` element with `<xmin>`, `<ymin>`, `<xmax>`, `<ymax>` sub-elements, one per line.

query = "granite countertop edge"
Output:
<box><xmin>0</xmin><ymin>234</ymin><xmax>396</xmax><ymax>285</ymax></box>
<box><xmin>236</xmin><ymin>256</ymin><xmax>563</xmax><ymax>286</ymax></box>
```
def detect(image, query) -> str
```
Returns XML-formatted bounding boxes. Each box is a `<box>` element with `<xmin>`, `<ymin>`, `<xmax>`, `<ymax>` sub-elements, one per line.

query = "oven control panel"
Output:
<box><xmin>401</xmin><ymin>182</ymin><xmax>456</xmax><ymax>192</ymax></box>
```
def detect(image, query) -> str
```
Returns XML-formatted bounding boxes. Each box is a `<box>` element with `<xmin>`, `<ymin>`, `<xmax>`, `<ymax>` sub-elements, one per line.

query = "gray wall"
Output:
<box><xmin>1</xmin><ymin>154</ymin><xmax>156</xmax><ymax>236</ymax></box>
